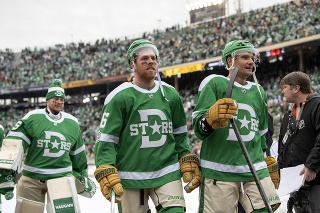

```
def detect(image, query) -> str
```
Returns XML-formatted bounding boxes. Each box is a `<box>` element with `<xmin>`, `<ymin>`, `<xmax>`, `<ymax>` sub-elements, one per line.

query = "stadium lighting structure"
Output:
<box><xmin>186</xmin><ymin>0</ymin><xmax>224</xmax><ymax>11</ymax></box>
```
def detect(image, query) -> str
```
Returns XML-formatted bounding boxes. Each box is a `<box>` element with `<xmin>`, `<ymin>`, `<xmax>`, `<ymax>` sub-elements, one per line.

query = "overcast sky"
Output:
<box><xmin>0</xmin><ymin>0</ymin><xmax>290</xmax><ymax>52</ymax></box>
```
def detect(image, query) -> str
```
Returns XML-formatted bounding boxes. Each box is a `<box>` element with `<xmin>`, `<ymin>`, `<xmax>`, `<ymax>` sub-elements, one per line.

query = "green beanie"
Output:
<box><xmin>46</xmin><ymin>79</ymin><xmax>66</xmax><ymax>101</ymax></box>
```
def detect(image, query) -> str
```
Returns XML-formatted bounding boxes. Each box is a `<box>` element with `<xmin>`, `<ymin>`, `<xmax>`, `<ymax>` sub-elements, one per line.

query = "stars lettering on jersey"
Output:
<box><xmin>51</xmin><ymin>140</ymin><xmax>60</xmax><ymax>149</ymax></box>
<box><xmin>238</xmin><ymin>115</ymin><xmax>250</xmax><ymax>130</ymax></box>
<box><xmin>150</xmin><ymin>120</ymin><xmax>161</xmax><ymax>134</ymax></box>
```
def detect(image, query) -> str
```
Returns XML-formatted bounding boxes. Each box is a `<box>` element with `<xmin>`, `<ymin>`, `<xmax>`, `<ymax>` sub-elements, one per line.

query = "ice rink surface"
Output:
<box><xmin>1</xmin><ymin>175</ymin><xmax>290</xmax><ymax>213</ymax></box>
<box><xmin>2</xmin><ymin>142</ymin><xmax>292</xmax><ymax>212</ymax></box>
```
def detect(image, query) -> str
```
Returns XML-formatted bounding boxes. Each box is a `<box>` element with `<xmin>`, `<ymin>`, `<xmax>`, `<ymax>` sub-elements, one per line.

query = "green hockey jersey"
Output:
<box><xmin>6</xmin><ymin>109</ymin><xmax>87</xmax><ymax>180</ymax></box>
<box><xmin>193</xmin><ymin>74</ymin><xmax>269</xmax><ymax>181</ymax></box>
<box><xmin>94</xmin><ymin>81</ymin><xmax>190</xmax><ymax>188</ymax></box>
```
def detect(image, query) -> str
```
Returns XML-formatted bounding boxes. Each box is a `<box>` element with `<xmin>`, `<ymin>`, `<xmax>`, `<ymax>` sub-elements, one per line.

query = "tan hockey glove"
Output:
<box><xmin>94</xmin><ymin>165</ymin><xmax>124</xmax><ymax>202</ymax></box>
<box><xmin>179</xmin><ymin>153</ymin><xmax>201</xmax><ymax>193</ymax></box>
<box><xmin>265</xmin><ymin>156</ymin><xmax>280</xmax><ymax>189</ymax></box>
<box><xmin>206</xmin><ymin>98</ymin><xmax>238</xmax><ymax>129</ymax></box>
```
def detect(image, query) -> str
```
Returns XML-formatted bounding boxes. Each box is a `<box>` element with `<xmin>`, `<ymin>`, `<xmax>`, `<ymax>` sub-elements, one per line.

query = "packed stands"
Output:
<box><xmin>1</xmin><ymin>0</ymin><xmax>320</xmax><ymax>160</ymax></box>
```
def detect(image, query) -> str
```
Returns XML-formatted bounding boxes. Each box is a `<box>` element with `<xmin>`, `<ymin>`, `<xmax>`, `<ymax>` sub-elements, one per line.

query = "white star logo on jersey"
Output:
<box><xmin>227</xmin><ymin>103</ymin><xmax>259</xmax><ymax>142</ymax></box>
<box><xmin>51</xmin><ymin>139</ymin><xmax>60</xmax><ymax>149</ymax></box>
<box><xmin>150</xmin><ymin>120</ymin><xmax>161</xmax><ymax>134</ymax></box>
<box><xmin>131</xmin><ymin>109</ymin><xmax>173</xmax><ymax>148</ymax></box>
<box><xmin>238</xmin><ymin>115</ymin><xmax>250</xmax><ymax>130</ymax></box>
<box><xmin>41</xmin><ymin>131</ymin><xmax>71</xmax><ymax>157</ymax></box>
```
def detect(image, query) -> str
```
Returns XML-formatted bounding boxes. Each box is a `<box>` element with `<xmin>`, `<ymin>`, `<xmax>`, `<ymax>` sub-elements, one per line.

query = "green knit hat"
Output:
<box><xmin>46</xmin><ymin>79</ymin><xmax>66</xmax><ymax>101</ymax></box>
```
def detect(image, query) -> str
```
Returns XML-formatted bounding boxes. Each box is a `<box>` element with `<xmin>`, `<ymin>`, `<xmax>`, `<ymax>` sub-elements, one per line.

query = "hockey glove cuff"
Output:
<box><xmin>265</xmin><ymin>156</ymin><xmax>280</xmax><ymax>189</ymax></box>
<box><xmin>179</xmin><ymin>153</ymin><xmax>201</xmax><ymax>193</ymax></box>
<box><xmin>94</xmin><ymin>165</ymin><xmax>124</xmax><ymax>202</ymax></box>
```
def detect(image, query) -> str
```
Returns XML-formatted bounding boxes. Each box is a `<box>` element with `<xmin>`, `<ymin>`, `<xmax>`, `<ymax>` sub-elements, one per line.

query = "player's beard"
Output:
<box><xmin>139</xmin><ymin>68</ymin><xmax>156</xmax><ymax>81</ymax></box>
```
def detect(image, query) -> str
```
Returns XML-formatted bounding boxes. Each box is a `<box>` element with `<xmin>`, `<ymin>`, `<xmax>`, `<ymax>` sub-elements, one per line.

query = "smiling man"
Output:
<box><xmin>94</xmin><ymin>39</ymin><xmax>201</xmax><ymax>213</ymax></box>
<box><xmin>1</xmin><ymin>79</ymin><xmax>91</xmax><ymax>212</ymax></box>
<box><xmin>192</xmin><ymin>40</ymin><xmax>281</xmax><ymax>213</ymax></box>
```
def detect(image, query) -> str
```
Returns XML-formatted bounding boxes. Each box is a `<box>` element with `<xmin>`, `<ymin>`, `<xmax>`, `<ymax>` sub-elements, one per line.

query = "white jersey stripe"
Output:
<box><xmin>7</xmin><ymin>131</ymin><xmax>31</xmax><ymax>145</ymax></box>
<box><xmin>173</xmin><ymin>125</ymin><xmax>187</xmax><ymax>134</ymax></box>
<box><xmin>23</xmin><ymin>165</ymin><xmax>72</xmax><ymax>174</ymax></box>
<box><xmin>201</xmin><ymin>159</ymin><xmax>267</xmax><ymax>173</ymax></box>
<box><xmin>99</xmin><ymin>133</ymin><xmax>119</xmax><ymax>144</ymax></box>
<box><xmin>70</xmin><ymin>145</ymin><xmax>85</xmax><ymax>155</ymax></box>
<box><xmin>118</xmin><ymin>163</ymin><xmax>179</xmax><ymax>180</ymax></box>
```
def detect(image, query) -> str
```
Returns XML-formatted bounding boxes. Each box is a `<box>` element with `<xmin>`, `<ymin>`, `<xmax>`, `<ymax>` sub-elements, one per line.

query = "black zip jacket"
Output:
<box><xmin>278</xmin><ymin>93</ymin><xmax>320</xmax><ymax>185</ymax></box>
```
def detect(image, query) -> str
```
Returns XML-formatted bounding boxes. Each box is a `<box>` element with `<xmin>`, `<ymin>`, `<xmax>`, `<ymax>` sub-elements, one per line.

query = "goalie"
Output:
<box><xmin>94</xmin><ymin>39</ymin><xmax>201</xmax><ymax>213</ymax></box>
<box><xmin>0</xmin><ymin>123</ymin><xmax>16</xmax><ymax>213</ymax></box>
<box><xmin>0</xmin><ymin>79</ymin><xmax>95</xmax><ymax>213</ymax></box>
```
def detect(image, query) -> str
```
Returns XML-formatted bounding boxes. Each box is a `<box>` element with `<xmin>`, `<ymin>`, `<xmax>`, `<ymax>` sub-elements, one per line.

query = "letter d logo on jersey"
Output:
<box><xmin>40</xmin><ymin>131</ymin><xmax>71</xmax><ymax>157</ymax></box>
<box><xmin>131</xmin><ymin>109</ymin><xmax>172</xmax><ymax>148</ymax></box>
<box><xmin>226</xmin><ymin>103</ymin><xmax>259</xmax><ymax>142</ymax></box>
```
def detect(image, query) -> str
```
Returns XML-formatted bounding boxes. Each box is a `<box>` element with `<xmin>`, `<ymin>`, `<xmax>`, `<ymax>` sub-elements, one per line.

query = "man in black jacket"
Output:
<box><xmin>278</xmin><ymin>71</ymin><xmax>320</xmax><ymax>213</ymax></box>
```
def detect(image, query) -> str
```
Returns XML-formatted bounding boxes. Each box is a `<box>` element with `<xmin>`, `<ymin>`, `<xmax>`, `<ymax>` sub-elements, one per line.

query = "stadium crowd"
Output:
<box><xmin>0</xmin><ymin>0</ymin><xmax>319</xmax><ymax>89</ymax></box>
<box><xmin>0</xmin><ymin>0</ymin><xmax>320</xmax><ymax>161</ymax></box>
<box><xmin>1</xmin><ymin>66</ymin><xmax>320</xmax><ymax>161</ymax></box>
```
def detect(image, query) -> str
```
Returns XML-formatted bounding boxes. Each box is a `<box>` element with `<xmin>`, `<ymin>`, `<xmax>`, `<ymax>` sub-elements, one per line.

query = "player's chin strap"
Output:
<box><xmin>252</xmin><ymin>64</ymin><xmax>268</xmax><ymax>107</ymax></box>
<box><xmin>225</xmin><ymin>58</ymin><xmax>235</xmax><ymax>71</ymax></box>
<box><xmin>156</xmin><ymin>66</ymin><xmax>169</xmax><ymax>101</ymax></box>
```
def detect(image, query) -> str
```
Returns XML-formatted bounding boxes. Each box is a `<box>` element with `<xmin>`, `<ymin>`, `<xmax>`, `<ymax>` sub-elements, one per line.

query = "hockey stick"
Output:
<box><xmin>226</xmin><ymin>66</ymin><xmax>273</xmax><ymax>213</ymax></box>
<box><xmin>111</xmin><ymin>190</ymin><xmax>116</xmax><ymax>213</ymax></box>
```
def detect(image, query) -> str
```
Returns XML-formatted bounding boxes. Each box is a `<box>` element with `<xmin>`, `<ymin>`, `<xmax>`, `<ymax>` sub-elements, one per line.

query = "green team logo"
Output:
<box><xmin>53</xmin><ymin>197</ymin><xmax>75</xmax><ymax>213</ymax></box>
<box><xmin>226</xmin><ymin>103</ymin><xmax>259</xmax><ymax>142</ymax></box>
<box><xmin>55</xmin><ymin>90</ymin><xmax>64</xmax><ymax>97</ymax></box>
<box><xmin>0</xmin><ymin>159</ymin><xmax>14</xmax><ymax>164</ymax></box>
<box><xmin>130</xmin><ymin>109</ymin><xmax>172</xmax><ymax>148</ymax></box>
<box><xmin>37</xmin><ymin>131</ymin><xmax>72</xmax><ymax>157</ymax></box>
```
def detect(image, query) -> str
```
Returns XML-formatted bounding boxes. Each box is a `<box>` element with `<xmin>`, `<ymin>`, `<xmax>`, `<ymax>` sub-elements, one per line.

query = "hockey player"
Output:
<box><xmin>0</xmin><ymin>79</ymin><xmax>91</xmax><ymax>212</ymax></box>
<box><xmin>192</xmin><ymin>40</ymin><xmax>281</xmax><ymax>212</ymax></box>
<box><xmin>94</xmin><ymin>39</ymin><xmax>201</xmax><ymax>213</ymax></box>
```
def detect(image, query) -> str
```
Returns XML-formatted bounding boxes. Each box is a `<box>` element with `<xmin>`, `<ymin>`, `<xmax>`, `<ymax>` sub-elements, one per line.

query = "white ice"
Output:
<box><xmin>1</xmin><ymin>142</ymin><xmax>293</xmax><ymax>212</ymax></box>
<box><xmin>0</xmin><ymin>175</ymin><xmax>291</xmax><ymax>213</ymax></box>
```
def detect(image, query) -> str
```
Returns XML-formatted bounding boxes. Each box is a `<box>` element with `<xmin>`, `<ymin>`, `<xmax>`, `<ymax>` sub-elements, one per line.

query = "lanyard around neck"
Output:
<box><xmin>287</xmin><ymin>101</ymin><xmax>305</xmax><ymax>136</ymax></box>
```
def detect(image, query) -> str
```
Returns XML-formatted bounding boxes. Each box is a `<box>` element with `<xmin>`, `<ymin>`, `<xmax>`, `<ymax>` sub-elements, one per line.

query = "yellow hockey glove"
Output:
<box><xmin>94</xmin><ymin>165</ymin><xmax>124</xmax><ymax>202</ymax></box>
<box><xmin>265</xmin><ymin>156</ymin><xmax>280</xmax><ymax>189</ymax></box>
<box><xmin>206</xmin><ymin>98</ymin><xmax>238</xmax><ymax>129</ymax></box>
<box><xmin>179</xmin><ymin>153</ymin><xmax>201</xmax><ymax>193</ymax></box>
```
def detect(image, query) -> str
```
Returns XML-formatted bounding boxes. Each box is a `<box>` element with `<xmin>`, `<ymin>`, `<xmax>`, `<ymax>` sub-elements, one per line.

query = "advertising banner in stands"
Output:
<box><xmin>63</xmin><ymin>79</ymin><xmax>94</xmax><ymax>88</ymax></box>
<box><xmin>162</xmin><ymin>63</ymin><xmax>204</xmax><ymax>77</ymax></box>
